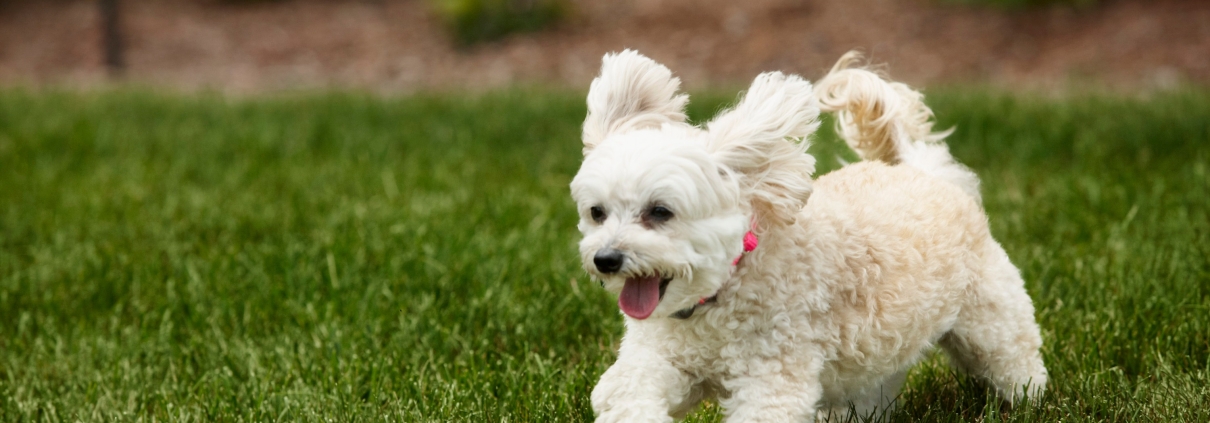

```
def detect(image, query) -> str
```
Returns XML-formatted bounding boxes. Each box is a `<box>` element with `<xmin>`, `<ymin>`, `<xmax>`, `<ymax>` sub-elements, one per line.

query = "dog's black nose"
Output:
<box><xmin>594</xmin><ymin>249</ymin><xmax>624</xmax><ymax>274</ymax></box>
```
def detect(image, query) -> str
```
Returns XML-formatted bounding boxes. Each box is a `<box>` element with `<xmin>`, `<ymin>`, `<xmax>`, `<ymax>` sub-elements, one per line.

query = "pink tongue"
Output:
<box><xmin>619</xmin><ymin>275</ymin><xmax>662</xmax><ymax>320</ymax></box>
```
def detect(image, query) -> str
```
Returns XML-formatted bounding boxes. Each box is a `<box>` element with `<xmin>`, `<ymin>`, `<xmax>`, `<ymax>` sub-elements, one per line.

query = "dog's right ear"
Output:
<box><xmin>582</xmin><ymin>50</ymin><xmax>689</xmax><ymax>155</ymax></box>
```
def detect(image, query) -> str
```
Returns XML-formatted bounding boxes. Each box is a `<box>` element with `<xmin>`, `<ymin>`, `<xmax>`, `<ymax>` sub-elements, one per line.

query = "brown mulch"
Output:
<box><xmin>1</xmin><ymin>0</ymin><xmax>1207</xmax><ymax>93</ymax></box>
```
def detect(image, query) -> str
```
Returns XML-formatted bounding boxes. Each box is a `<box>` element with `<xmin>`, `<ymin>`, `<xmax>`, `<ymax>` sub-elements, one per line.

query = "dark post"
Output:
<box><xmin>99</xmin><ymin>0</ymin><xmax>125</xmax><ymax>77</ymax></box>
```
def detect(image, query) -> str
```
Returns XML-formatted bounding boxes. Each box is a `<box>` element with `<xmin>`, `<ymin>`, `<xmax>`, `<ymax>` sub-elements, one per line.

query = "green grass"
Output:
<box><xmin>0</xmin><ymin>87</ymin><xmax>1207</xmax><ymax>422</ymax></box>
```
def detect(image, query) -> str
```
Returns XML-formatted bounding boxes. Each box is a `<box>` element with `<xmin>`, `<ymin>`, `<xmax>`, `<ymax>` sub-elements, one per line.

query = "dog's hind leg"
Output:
<box><xmin>938</xmin><ymin>243</ymin><xmax>1048</xmax><ymax>404</ymax></box>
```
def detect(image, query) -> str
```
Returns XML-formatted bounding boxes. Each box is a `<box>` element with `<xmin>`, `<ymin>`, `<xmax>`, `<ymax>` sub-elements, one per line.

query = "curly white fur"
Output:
<box><xmin>571</xmin><ymin>50</ymin><xmax>1047</xmax><ymax>423</ymax></box>
<box><xmin>814</xmin><ymin>52</ymin><xmax>981</xmax><ymax>201</ymax></box>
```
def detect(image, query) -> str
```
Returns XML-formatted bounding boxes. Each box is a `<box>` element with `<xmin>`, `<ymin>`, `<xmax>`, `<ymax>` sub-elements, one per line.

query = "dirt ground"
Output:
<box><xmin>1</xmin><ymin>0</ymin><xmax>1207</xmax><ymax>93</ymax></box>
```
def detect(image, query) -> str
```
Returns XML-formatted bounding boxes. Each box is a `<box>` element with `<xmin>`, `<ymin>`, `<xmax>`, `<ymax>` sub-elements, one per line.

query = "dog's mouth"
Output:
<box><xmin>618</xmin><ymin>272</ymin><xmax>672</xmax><ymax>320</ymax></box>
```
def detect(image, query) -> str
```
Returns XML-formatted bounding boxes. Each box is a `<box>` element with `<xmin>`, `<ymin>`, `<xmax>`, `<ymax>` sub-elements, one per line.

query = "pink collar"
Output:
<box><xmin>673</xmin><ymin>224</ymin><xmax>759</xmax><ymax>320</ymax></box>
<box><xmin>731</xmin><ymin>230</ymin><xmax>759</xmax><ymax>266</ymax></box>
<box><xmin>701</xmin><ymin>229</ymin><xmax>759</xmax><ymax>304</ymax></box>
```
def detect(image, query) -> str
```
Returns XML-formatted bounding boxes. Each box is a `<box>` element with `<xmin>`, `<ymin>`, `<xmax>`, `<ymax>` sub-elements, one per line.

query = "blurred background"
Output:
<box><xmin>1</xmin><ymin>0</ymin><xmax>1207</xmax><ymax>92</ymax></box>
<box><xmin>3</xmin><ymin>1</ymin><xmax>1209</xmax><ymax>421</ymax></box>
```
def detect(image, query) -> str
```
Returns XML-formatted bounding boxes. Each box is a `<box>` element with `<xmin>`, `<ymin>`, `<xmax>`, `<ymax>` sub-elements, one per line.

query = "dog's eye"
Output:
<box><xmin>590</xmin><ymin>206</ymin><xmax>606</xmax><ymax>223</ymax></box>
<box><xmin>646</xmin><ymin>205</ymin><xmax>674</xmax><ymax>223</ymax></box>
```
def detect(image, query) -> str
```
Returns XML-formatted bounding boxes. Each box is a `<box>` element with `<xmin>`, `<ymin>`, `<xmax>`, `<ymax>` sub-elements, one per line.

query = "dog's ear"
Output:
<box><xmin>706</xmin><ymin>72</ymin><xmax>820</xmax><ymax>227</ymax></box>
<box><xmin>582</xmin><ymin>50</ymin><xmax>689</xmax><ymax>154</ymax></box>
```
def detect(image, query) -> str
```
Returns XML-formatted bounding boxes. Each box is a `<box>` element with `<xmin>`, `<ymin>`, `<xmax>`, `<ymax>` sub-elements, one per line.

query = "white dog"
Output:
<box><xmin>570</xmin><ymin>50</ymin><xmax>1047</xmax><ymax>422</ymax></box>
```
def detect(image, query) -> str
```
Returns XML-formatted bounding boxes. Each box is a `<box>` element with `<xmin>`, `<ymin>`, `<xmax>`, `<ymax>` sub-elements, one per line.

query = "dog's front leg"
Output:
<box><xmin>591</xmin><ymin>344</ymin><xmax>694</xmax><ymax>423</ymax></box>
<box><xmin>720</xmin><ymin>362</ymin><xmax>824</xmax><ymax>423</ymax></box>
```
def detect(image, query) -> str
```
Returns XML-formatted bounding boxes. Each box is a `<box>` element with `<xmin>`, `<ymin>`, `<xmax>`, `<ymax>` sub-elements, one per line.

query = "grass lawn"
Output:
<box><xmin>0</xmin><ymin>87</ymin><xmax>1207</xmax><ymax>422</ymax></box>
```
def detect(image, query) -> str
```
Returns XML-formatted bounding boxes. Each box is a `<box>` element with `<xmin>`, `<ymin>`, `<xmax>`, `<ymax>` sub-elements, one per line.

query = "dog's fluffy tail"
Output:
<box><xmin>814</xmin><ymin>51</ymin><xmax>981</xmax><ymax>202</ymax></box>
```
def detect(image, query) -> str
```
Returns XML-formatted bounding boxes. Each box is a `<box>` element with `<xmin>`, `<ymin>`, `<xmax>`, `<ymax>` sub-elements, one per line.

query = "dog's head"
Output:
<box><xmin>570</xmin><ymin>50</ymin><xmax>820</xmax><ymax>320</ymax></box>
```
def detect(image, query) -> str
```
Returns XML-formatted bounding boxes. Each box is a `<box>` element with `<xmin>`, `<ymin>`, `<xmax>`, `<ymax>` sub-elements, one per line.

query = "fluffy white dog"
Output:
<box><xmin>570</xmin><ymin>50</ymin><xmax>1048</xmax><ymax>422</ymax></box>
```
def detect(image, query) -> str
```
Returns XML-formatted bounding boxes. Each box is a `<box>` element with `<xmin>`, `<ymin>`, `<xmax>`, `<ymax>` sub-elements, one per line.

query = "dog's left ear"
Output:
<box><xmin>706</xmin><ymin>72</ymin><xmax>820</xmax><ymax>227</ymax></box>
<box><xmin>582</xmin><ymin>50</ymin><xmax>689</xmax><ymax>154</ymax></box>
